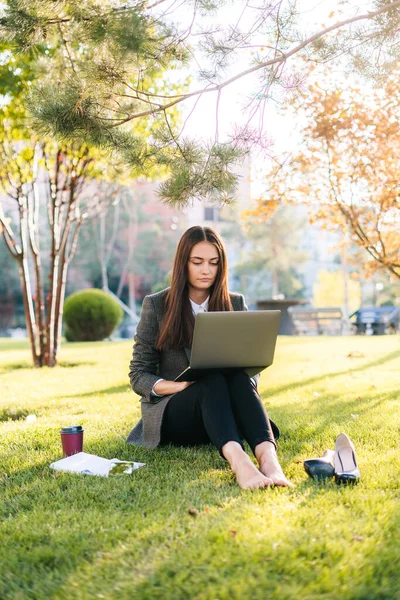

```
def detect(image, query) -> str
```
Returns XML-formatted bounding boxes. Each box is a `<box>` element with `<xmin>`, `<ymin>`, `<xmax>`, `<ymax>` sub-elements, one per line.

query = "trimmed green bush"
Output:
<box><xmin>63</xmin><ymin>289</ymin><xmax>124</xmax><ymax>341</ymax></box>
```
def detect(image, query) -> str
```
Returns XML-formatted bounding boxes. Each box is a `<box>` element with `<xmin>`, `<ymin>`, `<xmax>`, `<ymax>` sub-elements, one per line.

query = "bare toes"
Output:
<box><xmin>271</xmin><ymin>476</ymin><xmax>294</xmax><ymax>488</ymax></box>
<box><xmin>263</xmin><ymin>477</ymin><xmax>274</xmax><ymax>487</ymax></box>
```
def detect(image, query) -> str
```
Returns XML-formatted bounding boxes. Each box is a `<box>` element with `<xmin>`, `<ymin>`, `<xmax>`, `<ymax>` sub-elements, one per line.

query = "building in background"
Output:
<box><xmin>182</xmin><ymin>167</ymin><xmax>365</xmax><ymax>313</ymax></box>
<box><xmin>2</xmin><ymin>169</ymin><xmax>399</xmax><ymax>335</ymax></box>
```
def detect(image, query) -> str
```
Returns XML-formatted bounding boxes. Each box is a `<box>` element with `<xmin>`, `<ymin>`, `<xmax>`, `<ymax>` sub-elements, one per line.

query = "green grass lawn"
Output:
<box><xmin>1</xmin><ymin>335</ymin><xmax>399</xmax><ymax>600</ymax></box>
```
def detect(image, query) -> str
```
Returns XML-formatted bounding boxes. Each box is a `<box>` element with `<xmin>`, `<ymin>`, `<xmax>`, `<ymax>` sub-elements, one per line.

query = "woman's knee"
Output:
<box><xmin>197</xmin><ymin>372</ymin><xmax>229</xmax><ymax>402</ymax></box>
<box><xmin>202</xmin><ymin>372</ymin><xmax>227</xmax><ymax>387</ymax></box>
<box><xmin>228</xmin><ymin>370</ymin><xmax>251</xmax><ymax>385</ymax></box>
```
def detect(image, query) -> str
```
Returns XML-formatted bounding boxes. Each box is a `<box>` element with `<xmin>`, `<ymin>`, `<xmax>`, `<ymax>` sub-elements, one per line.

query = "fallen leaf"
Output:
<box><xmin>356</xmin><ymin>396</ymin><xmax>363</xmax><ymax>401</ymax></box>
<box><xmin>228</xmin><ymin>530</ymin><xmax>237</xmax><ymax>536</ymax></box>
<box><xmin>347</xmin><ymin>351</ymin><xmax>365</xmax><ymax>358</ymax></box>
<box><xmin>188</xmin><ymin>508</ymin><xmax>198</xmax><ymax>517</ymax></box>
<box><xmin>352</xmin><ymin>535</ymin><xmax>364</xmax><ymax>542</ymax></box>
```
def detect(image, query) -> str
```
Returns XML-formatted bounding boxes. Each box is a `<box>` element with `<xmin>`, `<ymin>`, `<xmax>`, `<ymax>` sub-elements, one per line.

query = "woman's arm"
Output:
<box><xmin>128</xmin><ymin>296</ymin><xmax>164</xmax><ymax>400</ymax></box>
<box><xmin>129</xmin><ymin>296</ymin><xmax>192</xmax><ymax>400</ymax></box>
<box><xmin>153</xmin><ymin>379</ymin><xmax>192</xmax><ymax>395</ymax></box>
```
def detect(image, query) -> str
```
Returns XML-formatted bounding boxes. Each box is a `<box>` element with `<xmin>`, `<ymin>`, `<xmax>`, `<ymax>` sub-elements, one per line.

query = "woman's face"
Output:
<box><xmin>187</xmin><ymin>241</ymin><xmax>219</xmax><ymax>293</ymax></box>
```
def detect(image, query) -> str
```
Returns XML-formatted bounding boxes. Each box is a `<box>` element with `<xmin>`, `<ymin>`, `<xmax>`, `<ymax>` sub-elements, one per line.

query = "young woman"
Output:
<box><xmin>127</xmin><ymin>226</ymin><xmax>292</xmax><ymax>490</ymax></box>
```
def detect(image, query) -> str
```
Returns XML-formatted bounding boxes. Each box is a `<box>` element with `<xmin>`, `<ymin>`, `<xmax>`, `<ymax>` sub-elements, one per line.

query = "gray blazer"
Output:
<box><xmin>126</xmin><ymin>287</ymin><xmax>259</xmax><ymax>449</ymax></box>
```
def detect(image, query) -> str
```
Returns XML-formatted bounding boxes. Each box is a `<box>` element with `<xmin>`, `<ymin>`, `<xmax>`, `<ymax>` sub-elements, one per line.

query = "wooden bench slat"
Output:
<box><xmin>288</xmin><ymin>306</ymin><xmax>345</xmax><ymax>335</ymax></box>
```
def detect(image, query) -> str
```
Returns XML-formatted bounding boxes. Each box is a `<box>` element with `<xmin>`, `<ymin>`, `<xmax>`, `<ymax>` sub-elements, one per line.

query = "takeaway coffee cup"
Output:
<box><xmin>60</xmin><ymin>425</ymin><xmax>84</xmax><ymax>456</ymax></box>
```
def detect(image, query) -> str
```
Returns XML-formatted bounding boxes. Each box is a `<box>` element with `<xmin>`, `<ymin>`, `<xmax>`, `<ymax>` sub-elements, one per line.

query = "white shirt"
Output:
<box><xmin>189</xmin><ymin>296</ymin><xmax>209</xmax><ymax>315</ymax></box>
<box><xmin>151</xmin><ymin>296</ymin><xmax>210</xmax><ymax>396</ymax></box>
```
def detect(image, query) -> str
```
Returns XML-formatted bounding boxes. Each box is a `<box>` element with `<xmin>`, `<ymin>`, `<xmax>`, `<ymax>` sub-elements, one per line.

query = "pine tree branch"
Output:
<box><xmin>163</xmin><ymin>110</ymin><xmax>183</xmax><ymax>154</ymax></box>
<box><xmin>146</xmin><ymin>0</ymin><xmax>174</xmax><ymax>9</ymax></box>
<box><xmin>108</xmin><ymin>1</ymin><xmax>400</xmax><ymax>127</ymax></box>
<box><xmin>57</xmin><ymin>23</ymin><xmax>78</xmax><ymax>75</ymax></box>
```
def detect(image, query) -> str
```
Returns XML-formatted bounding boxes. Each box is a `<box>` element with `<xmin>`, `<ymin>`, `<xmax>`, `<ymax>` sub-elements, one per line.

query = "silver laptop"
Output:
<box><xmin>175</xmin><ymin>310</ymin><xmax>281</xmax><ymax>382</ymax></box>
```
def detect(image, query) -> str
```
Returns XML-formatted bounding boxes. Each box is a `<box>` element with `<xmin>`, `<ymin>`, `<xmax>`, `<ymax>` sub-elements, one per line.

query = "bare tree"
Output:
<box><xmin>0</xmin><ymin>121</ymin><xmax>110</xmax><ymax>366</ymax></box>
<box><xmin>90</xmin><ymin>183</ymin><xmax>140</xmax><ymax>320</ymax></box>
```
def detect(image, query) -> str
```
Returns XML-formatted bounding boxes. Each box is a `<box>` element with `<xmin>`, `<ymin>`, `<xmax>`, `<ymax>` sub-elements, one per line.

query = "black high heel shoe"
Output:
<box><xmin>334</xmin><ymin>433</ymin><xmax>360</xmax><ymax>485</ymax></box>
<box><xmin>304</xmin><ymin>449</ymin><xmax>335</xmax><ymax>480</ymax></box>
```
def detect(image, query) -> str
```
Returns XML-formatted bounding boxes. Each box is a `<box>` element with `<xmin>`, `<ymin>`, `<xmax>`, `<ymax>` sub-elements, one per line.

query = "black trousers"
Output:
<box><xmin>160</xmin><ymin>371</ymin><xmax>280</xmax><ymax>457</ymax></box>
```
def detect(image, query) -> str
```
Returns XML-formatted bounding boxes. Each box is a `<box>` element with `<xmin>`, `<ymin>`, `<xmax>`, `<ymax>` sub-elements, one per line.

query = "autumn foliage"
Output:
<box><xmin>252</xmin><ymin>76</ymin><xmax>400</xmax><ymax>280</ymax></box>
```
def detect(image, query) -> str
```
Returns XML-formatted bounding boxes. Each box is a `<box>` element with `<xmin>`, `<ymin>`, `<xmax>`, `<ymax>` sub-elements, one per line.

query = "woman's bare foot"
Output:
<box><xmin>255</xmin><ymin>441</ymin><xmax>294</xmax><ymax>487</ymax></box>
<box><xmin>222</xmin><ymin>441</ymin><xmax>273</xmax><ymax>490</ymax></box>
<box><xmin>232</xmin><ymin>455</ymin><xmax>274</xmax><ymax>490</ymax></box>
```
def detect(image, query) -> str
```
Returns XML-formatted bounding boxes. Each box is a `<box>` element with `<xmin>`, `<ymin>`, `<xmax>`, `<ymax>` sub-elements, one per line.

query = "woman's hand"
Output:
<box><xmin>153</xmin><ymin>379</ymin><xmax>193</xmax><ymax>396</ymax></box>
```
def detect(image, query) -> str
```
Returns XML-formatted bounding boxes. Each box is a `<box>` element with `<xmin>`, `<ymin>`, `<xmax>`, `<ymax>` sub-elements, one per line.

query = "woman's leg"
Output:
<box><xmin>161</xmin><ymin>373</ymin><xmax>274</xmax><ymax>489</ymax></box>
<box><xmin>254</xmin><ymin>441</ymin><xmax>293</xmax><ymax>487</ymax></box>
<box><xmin>225</xmin><ymin>371</ymin><xmax>277</xmax><ymax>452</ymax></box>
<box><xmin>225</xmin><ymin>371</ymin><xmax>293</xmax><ymax>487</ymax></box>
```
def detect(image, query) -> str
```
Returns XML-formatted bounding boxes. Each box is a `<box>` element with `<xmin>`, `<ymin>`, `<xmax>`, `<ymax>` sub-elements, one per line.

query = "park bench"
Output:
<box><xmin>287</xmin><ymin>306</ymin><xmax>346</xmax><ymax>335</ymax></box>
<box><xmin>350</xmin><ymin>306</ymin><xmax>400</xmax><ymax>335</ymax></box>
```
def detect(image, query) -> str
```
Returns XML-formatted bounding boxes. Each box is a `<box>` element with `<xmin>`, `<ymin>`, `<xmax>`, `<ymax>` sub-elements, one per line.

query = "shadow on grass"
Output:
<box><xmin>0</xmin><ymin>360</ymin><xmax>96</xmax><ymax>375</ymax></box>
<box><xmin>265</xmin><ymin>389</ymin><xmax>396</xmax><ymax>464</ymax></box>
<box><xmin>58</xmin><ymin>361</ymin><xmax>97</xmax><ymax>368</ymax></box>
<box><xmin>80</xmin><ymin>466</ymin><xmax>399</xmax><ymax>600</ymax></box>
<box><xmin>5</xmin><ymin>452</ymin><xmax>395</xmax><ymax>600</ymax></box>
<box><xmin>0</xmin><ymin>439</ymin><xmax>244</xmax><ymax>598</ymax></box>
<box><xmin>263</xmin><ymin>348</ymin><xmax>400</xmax><ymax>400</ymax></box>
<box><xmin>0</xmin><ymin>407</ymin><xmax>32</xmax><ymax>422</ymax></box>
<box><xmin>2</xmin><ymin>417</ymin><xmax>399</xmax><ymax>600</ymax></box>
<box><xmin>42</xmin><ymin>347</ymin><xmax>400</xmax><ymax>406</ymax></box>
<box><xmin>62</xmin><ymin>384</ymin><xmax>132</xmax><ymax>399</ymax></box>
<box><xmin>0</xmin><ymin>362</ymin><xmax>32</xmax><ymax>374</ymax></box>
<box><xmin>1</xmin><ymin>359</ymin><xmax>399</xmax><ymax>600</ymax></box>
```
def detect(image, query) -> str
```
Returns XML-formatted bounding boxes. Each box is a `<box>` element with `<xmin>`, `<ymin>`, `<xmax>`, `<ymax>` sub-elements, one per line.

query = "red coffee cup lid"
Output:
<box><xmin>60</xmin><ymin>425</ymin><xmax>84</xmax><ymax>434</ymax></box>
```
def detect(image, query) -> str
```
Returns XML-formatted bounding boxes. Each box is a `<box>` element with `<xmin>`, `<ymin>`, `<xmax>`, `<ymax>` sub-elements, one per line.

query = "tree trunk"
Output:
<box><xmin>98</xmin><ymin>201</ymin><xmax>121</xmax><ymax>292</ymax></box>
<box><xmin>45</xmin><ymin>252</ymin><xmax>60</xmax><ymax>367</ymax></box>
<box><xmin>99</xmin><ymin>212</ymin><xmax>109</xmax><ymax>291</ymax></box>
<box><xmin>271</xmin><ymin>239</ymin><xmax>279</xmax><ymax>297</ymax></box>
<box><xmin>53</xmin><ymin>258</ymin><xmax>69</xmax><ymax>361</ymax></box>
<box><xmin>45</xmin><ymin>214</ymin><xmax>62</xmax><ymax>367</ymax></box>
<box><xmin>18</xmin><ymin>256</ymin><xmax>40</xmax><ymax>367</ymax></box>
<box><xmin>128</xmin><ymin>272</ymin><xmax>136</xmax><ymax>313</ymax></box>
<box><xmin>30</xmin><ymin>170</ymin><xmax>46</xmax><ymax>365</ymax></box>
<box><xmin>44</xmin><ymin>149</ymin><xmax>62</xmax><ymax>367</ymax></box>
<box><xmin>31</xmin><ymin>252</ymin><xmax>46</xmax><ymax>366</ymax></box>
<box><xmin>341</xmin><ymin>243</ymin><xmax>349</xmax><ymax>320</ymax></box>
<box><xmin>53</xmin><ymin>238</ymin><xmax>69</xmax><ymax>362</ymax></box>
<box><xmin>18</xmin><ymin>193</ymin><xmax>41</xmax><ymax>366</ymax></box>
<box><xmin>117</xmin><ymin>194</ymin><xmax>138</xmax><ymax>311</ymax></box>
<box><xmin>1</xmin><ymin>142</ymin><xmax>95</xmax><ymax>368</ymax></box>
<box><xmin>272</xmin><ymin>268</ymin><xmax>279</xmax><ymax>298</ymax></box>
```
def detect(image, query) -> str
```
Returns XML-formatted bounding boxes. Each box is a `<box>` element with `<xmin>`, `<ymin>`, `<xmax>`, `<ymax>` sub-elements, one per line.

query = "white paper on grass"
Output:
<box><xmin>49</xmin><ymin>452</ymin><xmax>145</xmax><ymax>477</ymax></box>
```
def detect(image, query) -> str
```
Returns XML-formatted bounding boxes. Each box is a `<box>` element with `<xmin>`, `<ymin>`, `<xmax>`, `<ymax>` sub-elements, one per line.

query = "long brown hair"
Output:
<box><xmin>156</xmin><ymin>226</ymin><xmax>233</xmax><ymax>349</ymax></box>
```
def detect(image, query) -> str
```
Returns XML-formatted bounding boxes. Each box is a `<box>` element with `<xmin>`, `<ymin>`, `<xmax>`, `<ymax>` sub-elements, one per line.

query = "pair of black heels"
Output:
<box><xmin>304</xmin><ymin>433</ymin><xmax>360</xmax><ymax>484</ymax></box>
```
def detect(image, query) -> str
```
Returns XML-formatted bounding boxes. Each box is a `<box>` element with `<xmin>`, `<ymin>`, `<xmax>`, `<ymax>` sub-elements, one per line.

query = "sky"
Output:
<box><xmin>153</xmin><ymin>0</ymin><xmax>377</xmax><ymax>198</ymax></box>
